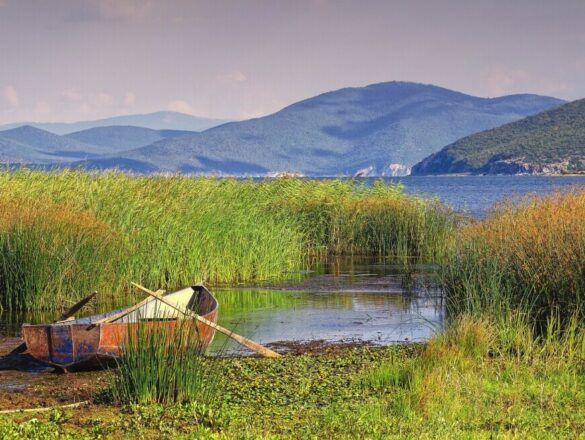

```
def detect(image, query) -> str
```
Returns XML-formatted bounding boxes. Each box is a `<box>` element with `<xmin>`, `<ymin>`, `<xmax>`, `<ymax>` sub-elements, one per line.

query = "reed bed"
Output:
<box><xmin>0</xmin><ymin>170</ymin><xmax>455</xmax><ymax>311</ymax></box>
<box><xmin>443</xmin><ymin>189</ymin><xmax>585</xmax><ymax>327</ymax></box>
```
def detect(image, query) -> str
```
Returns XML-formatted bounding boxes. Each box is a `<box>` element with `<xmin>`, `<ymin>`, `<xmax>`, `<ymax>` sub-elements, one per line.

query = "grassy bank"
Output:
<box><xmin>1</xmin><ymin>316</ymin><xmax>584</xmax><ymax>438</ymax></box>
<box><xmin>0</xmin><ymin>170</ymin><xmax>454</xmax><ymax>311</ymax></box>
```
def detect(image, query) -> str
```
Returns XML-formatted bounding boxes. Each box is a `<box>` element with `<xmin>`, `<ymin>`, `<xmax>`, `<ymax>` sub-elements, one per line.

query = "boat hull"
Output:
<box><xmin>22</xmin><ymin>285</ymin><xmax>218</xmax><ymax>371</ymax></box>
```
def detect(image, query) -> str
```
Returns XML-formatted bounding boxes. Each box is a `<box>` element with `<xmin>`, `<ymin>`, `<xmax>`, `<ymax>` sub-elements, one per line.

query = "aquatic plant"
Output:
<box><xmin>1</xmin><ymin>314</ymin><xmax>585</xmax><ymax>437</ymax></box>
<box><xmin>111</xmin><ymin>313</ymin><xmax>216</xmax><ymax>405</ymax></box>
<box><xmin>0</xmin><ymin>170</ymin><xmax>454</xmax><ymax>311</ymax></box>
<box><xmin>443</xmin><ymin>189</ymin><xmax>585</xmax><ymax>327</ymax></box>
<box><xmin>0</xmin><ymin>198</ymin><xmax>123</xmax><ymax>310</ymax></box>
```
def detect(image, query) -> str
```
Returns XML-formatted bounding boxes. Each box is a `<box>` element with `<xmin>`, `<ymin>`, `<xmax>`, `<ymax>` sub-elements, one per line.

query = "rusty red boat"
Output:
<box><xmin>22</xmin><ymin>285</ymin><xmax>218</xmax><ymax>372</ymax></box>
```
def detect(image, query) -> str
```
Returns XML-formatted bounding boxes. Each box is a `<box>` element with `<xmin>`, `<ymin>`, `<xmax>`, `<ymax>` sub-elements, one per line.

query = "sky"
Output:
<box><xmin>0</xmin><ymin>0</ymin><xmax>584</xmax><ymax>124</ymax></box>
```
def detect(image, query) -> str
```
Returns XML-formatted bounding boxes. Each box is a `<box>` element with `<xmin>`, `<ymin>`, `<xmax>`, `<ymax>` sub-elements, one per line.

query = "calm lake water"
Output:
<box><xmin>210</xmin><ymin>259</ymin><xmax>443</xmax><ymax>354</ymax></box>
<box><xmin>0</xmin><ymin>258</ymin><xmax>444</xmax><ymax>354</ymax></box>
<box><xmin>383</xmin><ymin>175</ymin><xmax>585</xmax><ymax>217</ymax></box>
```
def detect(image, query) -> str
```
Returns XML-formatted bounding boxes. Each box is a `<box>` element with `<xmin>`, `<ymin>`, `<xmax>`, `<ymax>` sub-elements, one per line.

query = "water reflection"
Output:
<box><xmin>210</xmin><ymin>258</ymin><xmax>444</xmax><ymax>354</ymax></box>
<box><xmin>0</xmin><ymin>258</ymin><xmax>445</xmax><ymax>353</ymax></box>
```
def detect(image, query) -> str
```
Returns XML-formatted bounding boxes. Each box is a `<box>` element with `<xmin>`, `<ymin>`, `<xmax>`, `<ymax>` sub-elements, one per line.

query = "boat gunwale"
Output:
<box><xmin>21</xmin><ymin>284</ymin><xmax>218</xmax><ymax>329</ymax></box>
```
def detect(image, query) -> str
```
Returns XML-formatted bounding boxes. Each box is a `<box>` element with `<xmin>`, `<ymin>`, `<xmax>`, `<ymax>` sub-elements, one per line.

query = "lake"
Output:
<box><xmin>383</xmin><ymin>175</ymin><xmax>585</xmax><ymax>217</ymax></box>
<box><xmin>210</xmin><ymin>258</ymin><xmax>443</xmax><ymax>354</ymax></box>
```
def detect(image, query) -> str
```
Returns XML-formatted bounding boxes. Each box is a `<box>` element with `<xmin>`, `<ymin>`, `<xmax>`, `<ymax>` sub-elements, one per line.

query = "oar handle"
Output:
<box><xmin>131</xmin><ymin>282</ymin><xmax>282</xmax><ymax>359</ymax></box>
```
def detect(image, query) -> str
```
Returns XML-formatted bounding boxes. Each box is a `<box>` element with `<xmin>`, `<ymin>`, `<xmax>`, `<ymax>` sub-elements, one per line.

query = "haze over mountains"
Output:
<box><xmin>0</xmin><ymin>111</ymin><xmax>227</xmax><ymax>135</ymax></box>
<box><xmin>0</xmin><ymin>125</ymin><xmax>197</xmax><ymax>165</ymax></box>
<box><xmin>412</xmin><ymin>98</ymin><xmax>585</xmax><ymax>175</ymax></box>
<box><xmin>0</xmin><ymin>82</ymin><xmax>565</xmax><ymax>175</ymax></box>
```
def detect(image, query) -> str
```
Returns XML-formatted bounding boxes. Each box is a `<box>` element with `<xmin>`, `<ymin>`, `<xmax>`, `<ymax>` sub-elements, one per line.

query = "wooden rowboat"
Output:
<box><xmin>22</xmin><ymin>285</ymin><xmax>218</xmax><ymax>372</ymax></box>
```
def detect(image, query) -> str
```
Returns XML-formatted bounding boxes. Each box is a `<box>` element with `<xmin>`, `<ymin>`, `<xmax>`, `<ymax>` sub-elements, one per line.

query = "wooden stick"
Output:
<box><xmin>86</xmin><ymin>289</ymin><xmax>165</xmax><ymax>330</ymax></box>
<box><xmin>131</xmin><ymin>282</ymin><xmax>282</xmax><ymax>359</ymax></box>
<box><xmin>0</xmin><ymin>400</ymin><xmax>90</xmax><ymax>414</ymax></box>
<box><xmin>11</xmin><ymin>291</ymin><xmax>98</xmax><ymax>355</ymax></box>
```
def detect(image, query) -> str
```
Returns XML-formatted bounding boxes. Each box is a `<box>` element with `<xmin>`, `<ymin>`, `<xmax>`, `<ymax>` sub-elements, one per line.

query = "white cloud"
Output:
<box><xmin>482</xmin><ymin>66</ymin><xmax>569</xmax><ymax>97</ymax></box>
<box><xmin>78</xmin><ymin>103</ymin><xmax>93</xmax><ymax>115</ymax></box>
<box><xmin>167</xmin><ymin>100</ymin><xmax>195</xmax><ymax>115</ymax></box>
<box><xmin>33</xmin><ymin>101</ymin><xmax>51</xmax><ymax>118</ymax></box>
<box><xmin>71</xmin><ymin>0</ymin><xmax>154</xmax><ymax>22</ymax></box>
<box><xmin>123</xmin><ymin>91</ymin><xmax>136</xmax><ymax>106</ymax></box>
<box><xmin>483</xmin><ymin>67</ymin><xmax>530</xmax><ymax>96</ymax></box>
<box><xmin>91</xmin><ymin>92</ymin><xmax>115</xmax><ymax>107</ymax></box>
<box><xmin>217</xmin><ymin>71</ymin><xmax>248</xmax><ymax>84</ymax></box>
<box><xmin>2</xmin><ymin>85</ymin><xmax>19</xmax><ymax>107</ymax></box>
<box><xmin>61</xmin><ymin>88</ymin><xmax>84</xmax><ymax>102</ymax></box>
<box><xmin>240</xmin><ymin>100</ymin><xmax>285</xmax><ymax>119</ymax></box>
<box><xmin>98</xmin><ymin>0</ymin><xmax>153</xmax><ymax>20</ymax></box>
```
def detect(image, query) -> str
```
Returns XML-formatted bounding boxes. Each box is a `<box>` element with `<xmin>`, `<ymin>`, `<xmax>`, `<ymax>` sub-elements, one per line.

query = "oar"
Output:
<box><xmin>10</xmin><ymin>291</ymin><xmax>98</xmax><ymax>355</ymax></box>
<box><xmin>131</xmin><ymin>282</ymin><xmax>282</xmax><ymax>359</ymax></box>
<box><xmin>86</xmin><ymin>289</ymin><xmax>165</xmax><ymax>330</ymax></box>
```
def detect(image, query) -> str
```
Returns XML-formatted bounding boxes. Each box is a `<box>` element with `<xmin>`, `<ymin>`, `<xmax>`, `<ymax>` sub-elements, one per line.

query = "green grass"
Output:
<box><xmin>0</xmin><ymin>170</ymin><xmax>455</xmax><ymax>312</ymax></box>
<box><xmin>2</xmin><ymin>172</ymin><xmax>584</xmax><ymax>438</ymax></box>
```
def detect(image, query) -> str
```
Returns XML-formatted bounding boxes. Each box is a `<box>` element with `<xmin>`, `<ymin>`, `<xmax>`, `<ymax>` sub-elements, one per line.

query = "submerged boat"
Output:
<box><xmin>22</xmin><ymin>285</ymin><xmax>218</xmax><ymax>372</ymax></box>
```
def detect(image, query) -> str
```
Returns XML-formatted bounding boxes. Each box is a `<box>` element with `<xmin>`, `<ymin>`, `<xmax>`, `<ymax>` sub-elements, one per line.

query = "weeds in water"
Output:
<box><xmin>0</xmin><ymin>198</ymin><xmax>122</xmax><ymax>310</ymax></box>
<box><xmin>0</xmin><ymin>170</ymin><xmax>455</xmax><ymax>312</ymax></box>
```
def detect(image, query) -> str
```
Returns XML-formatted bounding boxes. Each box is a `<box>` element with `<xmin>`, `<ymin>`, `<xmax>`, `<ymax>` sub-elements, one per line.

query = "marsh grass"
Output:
<box><xmin>443</xmin><ymin>189</ymin><xmax>585</xmax><ymax>328</ymax></box>
<box><xmin>0</xmin><ymin>198</ymin><xmax>123</xmax><ymax>310</ymax></box>
<box><xmin>354</xmin><ymin>313</ymin><xmax>585</xmax><ymax>435</ymax></box>
<box><xmin>0</xmin><ymin>170</ymin><xmax>455</xmax><ymax>312</ymax></box>
<box><xmin>111</xmin><ymin>313</ymin><xmax>217</xmax><ymax>405</ymax></box>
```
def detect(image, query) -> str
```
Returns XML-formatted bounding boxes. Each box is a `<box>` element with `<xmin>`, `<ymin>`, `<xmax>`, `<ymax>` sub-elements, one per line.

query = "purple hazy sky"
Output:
<box><xmin>1</xmin><ymin>0</ymin><xmax>584</xmax><ymax>124</ymax></box>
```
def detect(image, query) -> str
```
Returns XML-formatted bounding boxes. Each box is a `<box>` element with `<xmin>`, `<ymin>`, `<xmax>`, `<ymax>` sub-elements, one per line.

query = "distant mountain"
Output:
<box><xmin>0</xmin><ymin>125</ymin><xmax>102</xmax><ymax>164</ymax></box>
<box><xmin>65</xmin><ymin>126</ymin><xmax>196</xmax><ymax>153</ymax></box>
<box><xmin>411</xmin><ymin>98</ymin><xmax>585</xmax><ymax>175</ymax></box>
<box><xmin>84</xmin><ymin>82</ymin><xmax>564</xmax><ymax>175</ymax></box>
<box><xmin>0</xmin><ymin>125</ymin><xmax>197</xmax><ymax>165</ymax></box>
<box><xmin>0</xmin><ymin>112</ymin><xmax>228</xmax><ymax>135</ymax></box>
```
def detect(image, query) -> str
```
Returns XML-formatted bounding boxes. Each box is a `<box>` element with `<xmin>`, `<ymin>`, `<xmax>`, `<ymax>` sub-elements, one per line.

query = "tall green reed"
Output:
<box><xmin>0</xmin><ymin>170</ymin><xmax>455</xmax><ymax>312</ymax></box>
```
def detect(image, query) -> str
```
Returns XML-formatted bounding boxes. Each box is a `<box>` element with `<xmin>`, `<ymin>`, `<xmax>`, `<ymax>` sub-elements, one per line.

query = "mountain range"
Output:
<box><xmin>0</xmin><ymin>111</ymin><xmax>227</xmax><ymax>135</ymax></box>
<box><xmin>412</xmin><ymin>98</ymin><xmax>585</xmax><ymax>175</ymax></box>
<box><xmin>77</xmin><ymin>82</ymin><xmax>563</xmax><ymax>175</ymax></box>
<box><xmin>0</xmin><ymin>125</ymin><xmax>197</xmax><ymax>164</ymax></box>
<box><xmin>0</xmin><ymin>82</ymin><xmax>566</xmax><ymax>175</ymax></box>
